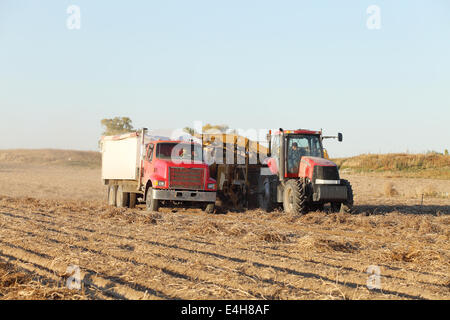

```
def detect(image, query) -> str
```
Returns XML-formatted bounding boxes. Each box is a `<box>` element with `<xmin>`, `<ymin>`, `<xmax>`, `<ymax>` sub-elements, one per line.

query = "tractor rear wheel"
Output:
<box><xmin>283</xmin><ymin>179</ymin><xmax>309</xmax><ymax>214</ymax></box>
<box><xmin>146</xmin><ymin>187</ymin><xmax>159</xmax><ymax>212</ymax></box>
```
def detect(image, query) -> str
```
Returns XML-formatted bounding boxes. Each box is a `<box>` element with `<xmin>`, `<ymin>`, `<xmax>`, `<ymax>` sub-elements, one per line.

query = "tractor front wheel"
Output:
<box><xmin>330</xmin><ymin>179</ymin><xmax>354</xmax><ymax>213</ymax></box>
<box><xmin>283</xmin><ymin>179</ymin><xmax>310</xmax><ymax>214</ymax></box>
<box><xmin>341</xmin><ymin>179</ymin><xmax>354</xmax><ymax>213</ymax></box>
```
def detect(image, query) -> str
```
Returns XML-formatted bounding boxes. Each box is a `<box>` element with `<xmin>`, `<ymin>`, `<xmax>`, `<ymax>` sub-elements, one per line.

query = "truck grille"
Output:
<box><xmin>169</xmin><ymin>167</ymin><xmax>204</xmax><ymax>190</ymax></box>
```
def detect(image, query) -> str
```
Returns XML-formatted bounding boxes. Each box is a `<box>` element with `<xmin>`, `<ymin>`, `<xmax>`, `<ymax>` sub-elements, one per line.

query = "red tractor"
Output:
<box><xmin>258</xmin><ymin>128</ymin><xmax>353</xmax><ymax>214</ymax></box>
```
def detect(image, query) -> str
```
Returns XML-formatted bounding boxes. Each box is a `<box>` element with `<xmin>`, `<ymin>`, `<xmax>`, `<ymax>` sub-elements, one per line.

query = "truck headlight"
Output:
<box><xmin>207</xmin><ymin>183</ymin><xmax>216</xmax><ymax>189</ymax></box>
<box><xmin>157</xmin><ymin>180</ymin><xmax>165</xmax><ymax>187</ymax></box>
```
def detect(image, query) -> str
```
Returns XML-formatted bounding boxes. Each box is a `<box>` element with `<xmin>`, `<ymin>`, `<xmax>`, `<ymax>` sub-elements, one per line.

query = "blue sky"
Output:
<box><xmin>0</xmin><ymin>0</ymin><xmax>449</xmax><ymax>157</ymax></box>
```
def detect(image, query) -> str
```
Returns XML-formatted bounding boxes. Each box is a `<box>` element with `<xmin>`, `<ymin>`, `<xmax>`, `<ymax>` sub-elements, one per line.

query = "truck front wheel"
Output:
<box><xmin>146</xmin><ymin>187</ymin><xmax>159</xmax><ymax>212</ymax></box>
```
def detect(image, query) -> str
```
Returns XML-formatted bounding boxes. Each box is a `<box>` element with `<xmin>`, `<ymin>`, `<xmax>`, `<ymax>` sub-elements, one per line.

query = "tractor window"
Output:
<box><xmin>287</xmin><ymin>135</ymin><xmax>323</xmax><ymax>173</ymax></box>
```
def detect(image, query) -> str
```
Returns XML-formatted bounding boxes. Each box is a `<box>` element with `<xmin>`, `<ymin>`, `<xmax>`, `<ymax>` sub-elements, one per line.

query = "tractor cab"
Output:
<box><xmin>259</xmin><ymin>128</ymin><xmax>353</xmax><ymax>214</ymax></box>
<box><xmin>273</xmin><ymin>130</ymin><xmax>324</xmax><ymax>175</ymax></box>
<box><xmin>267</xmin><ymin>129</ymin><xmax>325</xmax><ymax>177</ymax></box>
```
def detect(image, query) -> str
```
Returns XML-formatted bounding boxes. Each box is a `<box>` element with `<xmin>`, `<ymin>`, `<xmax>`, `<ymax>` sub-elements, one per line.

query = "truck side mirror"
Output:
<box><xmin>338</xmin><ymin>133</ymin><xmax>343</xmax><ymax>142</ymax></box>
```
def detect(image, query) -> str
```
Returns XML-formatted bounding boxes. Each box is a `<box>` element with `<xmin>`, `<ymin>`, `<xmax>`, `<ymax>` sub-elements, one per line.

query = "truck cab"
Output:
<box><xmin>101</xmin><ymin>130</ymin><xmax>217</xmax><ymax>213</ymax></box>
<box><xmin>142</xmin><ymin>140</ymin><xmax>217</xmax><ymax>212</ymax></box>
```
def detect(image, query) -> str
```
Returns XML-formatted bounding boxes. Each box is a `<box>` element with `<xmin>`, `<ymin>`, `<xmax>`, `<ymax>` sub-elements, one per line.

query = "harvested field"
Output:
<box><xmin>0</xmin><ymin>196</ymin><xmax>448</xmax><ymax>300</ymax></box>
<box><xmin>0</xmin><ymin>151</ymin><xmax>449</xmax><ymax>300</ymax></box>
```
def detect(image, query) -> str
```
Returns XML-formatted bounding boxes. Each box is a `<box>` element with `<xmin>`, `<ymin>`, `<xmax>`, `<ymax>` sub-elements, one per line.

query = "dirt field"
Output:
<box><xmin>0</xmin><ymin>160</ymin><xmax>449</xmax><ymax>300</ymax></box>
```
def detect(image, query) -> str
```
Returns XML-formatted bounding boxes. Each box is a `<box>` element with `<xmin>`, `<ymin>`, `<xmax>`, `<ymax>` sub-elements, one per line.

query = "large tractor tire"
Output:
<box><xmin>107</xmin><ymin>185</ymin><xmax>117</xmax><ymax>207</ymax></box>
<box><xmin>330</xmin><ymin>179</ymin><xmax>354</xmax><ymax>213</ymax></box>
<box><xmin>145</xmin><ymin>187</ymin><xmax>159</xmax><ymax>212</ymax></box>
<box><xmin>257</xmin><ymin>176</ymin><xmax>273</xmax><ymax>212</ymax></box>
<box><xmin>116</xmin><ymin>185</ymin><xmax>129</xmax><ymax>208</ymax></box>
<box><xmin>283</xmin><ymin>179</ymin><xmax>310</xmax><ymax>214</ymax></box>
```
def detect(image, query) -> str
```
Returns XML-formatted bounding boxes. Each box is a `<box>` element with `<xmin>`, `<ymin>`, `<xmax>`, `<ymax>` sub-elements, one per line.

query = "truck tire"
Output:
<box><xmin>116</xmin><ymin>185</ymin><xmax>129</xmax><ymax>208</ymax></box>
<box><xmin>108</xmin><ymin>185</ymin><xmax>117</xmax><ymax>207</ymax></box>
<box><xmin>146</xmin><ymin>187</ymin><xmax>159</xmax><ymax>212</ymax></box>
<box><xmin>330</xmin><ymin>179</ymin><xmax>354</xmax><ymax>213</ymax></box>
<box><xmin>283</xmin><ymin>179</ymin><xmax>309</xmax><ymax>214</ymax></box>
<box><xmin>204</xmin><ymin>203</ymin><xmax>215</xmax><ymax>214</ymax></box>
<box><xmin>257</xmin><ymin>177</ymin><xmax>273</xmax><ymax>212</ymax></box>
<box><xmin>128</xmin><ymin>193</ymin><xmax>137</xmax><ymax>209</ymax></box>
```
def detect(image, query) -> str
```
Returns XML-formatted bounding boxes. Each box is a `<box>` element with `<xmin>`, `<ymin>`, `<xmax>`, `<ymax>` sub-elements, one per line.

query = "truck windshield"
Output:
<box><xmin>156</xmin><ymin>143</ymin><xmax>203</xmax><ymax>162</ymax></box>
<box><xmin>286</xmin><ymin>134</ymin><xmax>323</xmax><ymax>173</ymax></box>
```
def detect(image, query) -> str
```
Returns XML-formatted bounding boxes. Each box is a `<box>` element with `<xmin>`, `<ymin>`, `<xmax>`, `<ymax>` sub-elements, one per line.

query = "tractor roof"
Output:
<box><xmin>272</xmin><ymin>129</ymin><xmax>321</xmax><ymax>135</ymax></box>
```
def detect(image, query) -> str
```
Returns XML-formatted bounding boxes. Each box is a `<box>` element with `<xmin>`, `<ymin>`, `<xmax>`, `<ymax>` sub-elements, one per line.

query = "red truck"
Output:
<box><xmin>101</xmin><ymin>129</ymin><xmax>217</xmax><ymax>213</ymax></box>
